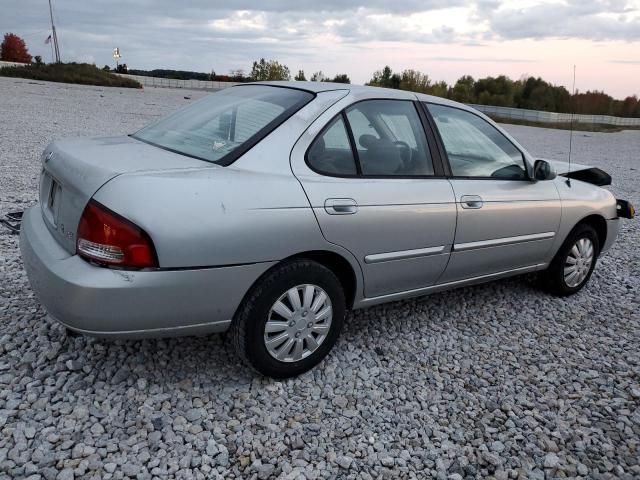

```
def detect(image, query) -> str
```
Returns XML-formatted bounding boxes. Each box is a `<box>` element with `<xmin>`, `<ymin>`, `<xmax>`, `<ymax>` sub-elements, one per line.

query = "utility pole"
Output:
<box><xmin>48</xmin><ymin>0</ymin><xmax>61</xmax><ymax>63</ymax></box>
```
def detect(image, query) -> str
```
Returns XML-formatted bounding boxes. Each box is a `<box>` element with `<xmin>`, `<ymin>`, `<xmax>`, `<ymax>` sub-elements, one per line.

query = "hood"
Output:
<box><xmin>542</xmin><ymin>159</ymin><xmax>611</xmax><ymax>186</ymax></box>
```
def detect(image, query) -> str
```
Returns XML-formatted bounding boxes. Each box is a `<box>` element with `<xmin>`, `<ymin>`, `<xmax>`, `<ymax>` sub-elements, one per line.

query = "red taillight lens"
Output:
<box><xmin>77</xmin><ymin>200</ymin><xmax>158</xmax><ymax>269</ymax></box>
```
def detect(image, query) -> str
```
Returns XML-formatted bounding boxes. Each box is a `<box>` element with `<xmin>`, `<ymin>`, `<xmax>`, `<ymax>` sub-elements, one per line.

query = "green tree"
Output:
<box><xmin>368</xmin><ymin>66</ymin><xmax>401</xmax><ymax>89</ymax></box>
<box><xmin>294</xmin><ymin>69</ymin><xmax>306</xmax><ymax>81</ymax></box>
<box><xmin>310</xmin><ymin>71</ymin><xmax>326</xmax><ymax>82</ymax></box>
<box><xmin>451</xmin><ymin>75</ymin><xmax>475</xmax><ymax>103</ymax></box>
<box><xmin>399</xmin><ymin>69</ymin><xmax>431</xmax><ymax>93</ymax></box>
<box><xmin>229</xmin><ymin>69</ymin><xmax>248</xmax><ymax>82</ymax></box>
<box><xmin>331</xmin><ymin>73</ymin><xmax>350</xmax><ymax>84</ymax></box>
<box><xmin>428</xmin><ymin>80</ymin><xmax>449</xmax><ymax>98</ymax></box>
<box><xmin>473</xmin><ymin>75</ymin><xmax>515</xmax><ymax>106</ymax></box>
<box><xmin>250</xmin><ymin>58</ymin><xmax>291</xmax><ymax>81</ymax></box>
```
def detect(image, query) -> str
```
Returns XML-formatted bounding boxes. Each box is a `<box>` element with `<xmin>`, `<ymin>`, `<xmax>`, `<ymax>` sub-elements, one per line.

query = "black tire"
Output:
<box><xmin>65</xmin><ymin>327</ymin><xmax>81</xmax><ymax>338</ymax></box>
<box><xmin>230</xmin><ymin>259</ymin><xmax>346</xmax><ymax>378</ymax></box>
<box><xmin>538</xmin><ymin>223</ymin><xmax>600</xmax><ymax>296</ymax></box>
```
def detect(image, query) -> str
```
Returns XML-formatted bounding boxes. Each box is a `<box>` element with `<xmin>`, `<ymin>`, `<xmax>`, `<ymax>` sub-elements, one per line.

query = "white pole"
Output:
<box><xmin>48</xmin><ymin>0</ymin><xmax>61</xmax><ymax>62</ymax></box>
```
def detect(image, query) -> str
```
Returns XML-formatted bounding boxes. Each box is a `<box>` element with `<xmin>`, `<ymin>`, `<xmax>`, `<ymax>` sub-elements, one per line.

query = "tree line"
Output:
<box><xmin>121</xmin><ymin>59</ymin><xmax>351</xmax><ymax>85</ymax></box>
<box><xmin>120</xmin><ymin>60</ymin><xmax>640</xmax><ymax>118</ymax></box>
<box><xmin>368</xmin><ymin>66</ymin><xmax>640</xmax><ymax>118</ymax></box>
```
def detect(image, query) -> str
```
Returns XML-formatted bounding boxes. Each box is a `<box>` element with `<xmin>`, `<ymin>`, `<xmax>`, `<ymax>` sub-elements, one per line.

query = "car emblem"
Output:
<box><xmin>45</xmin><ymin>151</ymin><xmax>54</xmax><ymax>163</ymax></box>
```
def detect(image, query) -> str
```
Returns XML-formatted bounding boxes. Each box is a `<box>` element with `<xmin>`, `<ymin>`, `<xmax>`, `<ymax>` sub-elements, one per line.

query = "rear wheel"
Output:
<box><xmin>539</xmin><ymin>223</ymin><xmax>599</xmax><ymax>296</ymax></box>
<box><xmin>230</xmin><ymin>260</ymin><xmax>345</xmax><ymax>378</ymax></box>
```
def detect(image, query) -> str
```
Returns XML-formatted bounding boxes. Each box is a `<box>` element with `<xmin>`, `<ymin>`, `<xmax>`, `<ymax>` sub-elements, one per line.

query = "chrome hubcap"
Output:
<box><xmin>564</xmin><ymin>237</ymin><xmax>594</xmax><ymax>288</ymax></box>
<box><xmin>264</xmin><ymin>284</ymin><xmax>333</xmax><ymax>362</ymax></box>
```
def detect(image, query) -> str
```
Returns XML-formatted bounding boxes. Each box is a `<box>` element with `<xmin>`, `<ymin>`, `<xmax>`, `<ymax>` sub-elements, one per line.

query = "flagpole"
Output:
<box><xmin>48</xmin><ymin>0</ymin><xmax>61</xmax><ymax>63</ymax></box>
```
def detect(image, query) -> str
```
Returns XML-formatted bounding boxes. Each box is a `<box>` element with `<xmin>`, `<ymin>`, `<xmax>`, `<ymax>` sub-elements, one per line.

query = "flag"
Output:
<box><xmin>45</xmin><ymin>35</ymin><xmax>52</xmax><ymax>45</ymax></box>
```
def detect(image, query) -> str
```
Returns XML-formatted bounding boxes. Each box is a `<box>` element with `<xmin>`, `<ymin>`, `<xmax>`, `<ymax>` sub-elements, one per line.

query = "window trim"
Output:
<box><xmin>342</xmin><ymin>111</ymin><xmax>363</xmax><ymax>175</ymax></box>
<box><xmin>304</xmin><ymin>98</ymin><xmax>447</xmax><ymax>179</ymax></box>
<box><xmin>421</xmin><ymin>101</ymin><xmax>532</xmax><ymax>182</ymax></box>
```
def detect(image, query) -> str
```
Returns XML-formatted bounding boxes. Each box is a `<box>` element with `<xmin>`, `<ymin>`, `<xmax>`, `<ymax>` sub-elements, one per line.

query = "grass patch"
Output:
<box><xmin>0</xmin><ymin>63</ymin><xmax>142</xmax><ymax>89</ymax></box>
<box><xmin>489</xmin><ymin>115</ymin><xmax>640</xmax><ymax>133</ymax></box>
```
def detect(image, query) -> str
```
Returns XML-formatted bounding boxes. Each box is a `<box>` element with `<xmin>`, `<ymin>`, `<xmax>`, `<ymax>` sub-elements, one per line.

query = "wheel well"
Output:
<box><xmin>577</xmin><ymin>214</ymin><xmax>607</xmax><ymax>252</ymax></box>
<box><xmin>286</xmin><ymin>251</ymin><xmax>358</xmax><ymax>309</ymax></box>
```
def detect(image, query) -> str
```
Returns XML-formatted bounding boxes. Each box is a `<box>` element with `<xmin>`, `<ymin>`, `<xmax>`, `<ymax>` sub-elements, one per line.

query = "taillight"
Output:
<box><xmin>76</xmin><ymin>200</ymin><xmax>158</xmax><ymax>269</ymax></box>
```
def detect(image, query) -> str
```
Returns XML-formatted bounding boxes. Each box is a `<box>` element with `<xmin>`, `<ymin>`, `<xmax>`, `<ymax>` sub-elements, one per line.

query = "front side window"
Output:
<box><xmin>307</xmin><ymin>115</ymin><xmax>357</xmax><ymax>175</ymax></box>
<box><xmin>427</xmin><ymin>104</ymin><xmax>527</xmax><ymax>180</ymax></box>
<box><xmin>133</xmin><ymin>85</ymin><xmax>313</xmax><ymax>165</ymax></box>
<box><xmin>346</xmin><ymin>100</ymin><xmax>434</xmax><ymax>176</ymax></box>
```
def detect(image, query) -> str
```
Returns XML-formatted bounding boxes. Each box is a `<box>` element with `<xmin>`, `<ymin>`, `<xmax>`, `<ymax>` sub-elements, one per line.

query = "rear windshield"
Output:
<box><xmin>132</xmin><ymin>85</ymin><xmax>313</xmax><ymax>165</ymax></box>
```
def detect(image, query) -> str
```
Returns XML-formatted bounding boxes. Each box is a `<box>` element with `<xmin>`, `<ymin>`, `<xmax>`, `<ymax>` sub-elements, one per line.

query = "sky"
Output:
<box><xmin>2</xmin><ymin>0</ymin><xmax>639</xmax><ymax>98</ymax></box>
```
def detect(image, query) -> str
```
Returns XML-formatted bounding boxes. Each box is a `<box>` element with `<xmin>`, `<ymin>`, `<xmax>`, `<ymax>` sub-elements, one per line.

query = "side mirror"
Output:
<box><xmin>533</xmin><ymin>159</ymin><xmax>557</xmax><ymax>181</ymax></box>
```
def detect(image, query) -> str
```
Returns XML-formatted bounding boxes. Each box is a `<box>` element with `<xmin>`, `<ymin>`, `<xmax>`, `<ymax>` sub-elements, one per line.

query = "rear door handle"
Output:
<box><xmin>460</xmin><ymin>195</ymin><xmax>483</xmax><ymax>209</ymax></box>
<box><xmin>324</xmin><ymin>198</ymin><xmax>358</xmax><ymax>215</ymax></box>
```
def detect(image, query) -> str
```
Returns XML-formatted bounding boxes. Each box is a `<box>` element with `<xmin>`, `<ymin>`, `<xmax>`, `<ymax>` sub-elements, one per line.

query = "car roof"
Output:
<box><xmin>249</xmin><ymin>81</ymin><xmax>469</xmax><ymax>109</ymax></box>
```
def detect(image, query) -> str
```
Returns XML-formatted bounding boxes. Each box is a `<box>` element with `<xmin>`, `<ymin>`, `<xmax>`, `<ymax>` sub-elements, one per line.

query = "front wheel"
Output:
<box><xmin>230</xmin><ymin>260</ymin><xmax>346</xmax><ymax>378</ymax></box>
<box><xmin>539</xmin><ymin>223</ymin><xmax>600</xmax><ymax>296</ymax></box>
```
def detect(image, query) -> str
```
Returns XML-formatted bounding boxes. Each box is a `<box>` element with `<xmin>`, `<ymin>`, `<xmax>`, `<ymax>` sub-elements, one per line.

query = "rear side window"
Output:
<box><xmin>307</xmin><ymin>115</ymin><xmax>357</xmax><ymax>175</ymax></box>
<box><xmin>307</xmin><ymin>100</ymin><xmax>435</xmax><ymax>177</ymax></box>
<box><xmin>132</xmin><ymin>85</ymin><xmax>313</xmax><ymax>165</ymax></box>
<box><xmin>346</xmin><ymin>100</ymin><xmax>434</xmax><ymax>176</ymax></box>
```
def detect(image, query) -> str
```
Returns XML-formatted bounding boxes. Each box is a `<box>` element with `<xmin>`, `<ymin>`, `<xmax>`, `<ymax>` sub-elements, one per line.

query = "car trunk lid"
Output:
<box><xmin>39</xmin><ymin>135</ymin><xmax>212</xmax><ymax>254</ymax></box>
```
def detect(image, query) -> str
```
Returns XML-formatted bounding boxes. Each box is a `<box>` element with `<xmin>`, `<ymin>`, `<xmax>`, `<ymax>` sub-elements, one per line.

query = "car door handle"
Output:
<box><xmin>460</xmin><ymin>195</ymin><xmax>483</xmax><ymax>209</ymax></box>
<box><xmin>324</xmin><ymin>198</ymin><xmax>358</xmax><ymax>215</ymax></box>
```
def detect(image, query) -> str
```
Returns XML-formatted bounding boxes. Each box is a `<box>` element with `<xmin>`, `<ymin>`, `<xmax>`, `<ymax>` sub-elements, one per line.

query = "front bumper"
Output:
<box><xmin>19</xmin><ymin>206</ymin><xmax>274</xmax><ymax>338</ymax></box>
<box><xmin>601</xmin><ymin>218</ymin><xmax>620</xmax><ymax>255</ymax></box>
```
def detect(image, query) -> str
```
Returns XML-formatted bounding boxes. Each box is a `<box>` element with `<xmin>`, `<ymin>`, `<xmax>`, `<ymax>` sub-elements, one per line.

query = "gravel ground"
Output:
<box><xmin>0</xmin><ymin>77</ymin><xmax>639</xmax><ymax>480</ymax></box>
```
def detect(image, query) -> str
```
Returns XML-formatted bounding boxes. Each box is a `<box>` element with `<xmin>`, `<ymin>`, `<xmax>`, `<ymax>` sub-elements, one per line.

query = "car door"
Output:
<box><xmin>291</xmin><ymin>98</ymin><xmax>457</xmax><ymax>298</ymax></box>
<box><xmin>424</xmin><ymin>102</ymin><xmax>561</xmax><ymax>283</ymax></box>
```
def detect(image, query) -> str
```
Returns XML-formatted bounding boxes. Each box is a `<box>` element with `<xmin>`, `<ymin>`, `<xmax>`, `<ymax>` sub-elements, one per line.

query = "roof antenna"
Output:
<box><xmin>566</xmin><ymin>65</ymin><xmax>576</xmax><ymax>187</ymax></box>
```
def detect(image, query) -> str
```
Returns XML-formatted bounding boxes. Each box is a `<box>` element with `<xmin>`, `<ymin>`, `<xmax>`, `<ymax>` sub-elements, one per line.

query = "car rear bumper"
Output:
<box><xmin>19</xmin><ymin>206</ymin><xmax>274</xmax><ymax>338</ymax></box>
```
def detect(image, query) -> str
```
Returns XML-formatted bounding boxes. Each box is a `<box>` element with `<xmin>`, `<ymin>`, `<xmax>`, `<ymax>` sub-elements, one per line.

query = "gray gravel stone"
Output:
<box><xmin>544</xmin><ymin>453</ymin><xmax>560</xmax><ymax>469</ymax></box>
<box><xmin>256</xmin><ymin>463</ymin><xmax>275</xmax><ymax>479</ymax></box>
<box><xmin>337</xmin><ymin>455</ymin><xmax>353</xmax><ymax>469</ymax></box>
<box><xmin>55</xmin><ymin>469</ymin><xmax>74</xmax><ymax>480</ymax></box>
<box><xmin>0</xmin><ymin>78</ymin><xmax>639</xmax><ymax>480</ymax></box>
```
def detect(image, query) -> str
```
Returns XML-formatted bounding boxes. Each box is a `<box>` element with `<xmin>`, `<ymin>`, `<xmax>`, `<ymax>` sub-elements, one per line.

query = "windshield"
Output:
<box><xmin>132</xmin><ymin>85</ymin><xmax>313</xmax><ymax>165</ymax></box>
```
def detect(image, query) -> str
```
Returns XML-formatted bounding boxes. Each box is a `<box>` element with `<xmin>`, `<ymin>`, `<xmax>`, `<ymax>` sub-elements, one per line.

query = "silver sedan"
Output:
<box><xmin>20</xmin><ymin>82</ymin><xmax>634</xmax><ymax>377</ymax></box>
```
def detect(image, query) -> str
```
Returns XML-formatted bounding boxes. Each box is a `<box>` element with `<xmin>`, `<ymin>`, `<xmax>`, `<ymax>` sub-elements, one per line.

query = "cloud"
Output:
<box><xmin>474</xmin><ymin>0</ymin><xmax>640</xmax><ymax>41</ymax></box>
<box><xmin>425</xmin><ymin>56</ymin><xmax>536</xmax><ymax>63</ymax></box>
<box><xmin>1</xmin><ymin>0</ymin><xmax>639</xmax><ymax>85</ymax></box>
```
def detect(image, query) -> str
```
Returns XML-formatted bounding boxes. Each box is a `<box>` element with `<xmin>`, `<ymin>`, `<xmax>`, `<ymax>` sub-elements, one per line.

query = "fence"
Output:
<box><xmin>117</xmin><ymin>73</ymin><xmax>239</xmax><ymax>91</ymax></box>
<box><xmin>0</xmin><ymin>60</ymin><xmax>30</xmax><ymax>68</ymax></box>
<box><xmin>120</xmin><ymin>76</ymin><xmax>640</xmax><ymax>127</ymax></box>
<box><xmin>471</xmin><ymin>104</ymin><xmax>640</xmax><ymax>127</ymax></box>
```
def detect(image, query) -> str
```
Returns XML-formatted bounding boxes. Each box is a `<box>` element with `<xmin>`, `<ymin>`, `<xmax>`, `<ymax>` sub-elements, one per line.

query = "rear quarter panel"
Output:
<box><xmin>93</xmin><ymin>166</ymin><xmax>329</xmax><ymax>268</ymax></box>
<box><xmin>92</xmin><ymin>89</ymin><xmax>363</xmax><ymax>272</ymax></box>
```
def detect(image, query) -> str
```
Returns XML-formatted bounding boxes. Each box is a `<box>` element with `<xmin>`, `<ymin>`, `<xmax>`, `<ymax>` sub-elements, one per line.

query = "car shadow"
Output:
<box><xmin>49</xmin><ymin>274</ymin><xmax>541</xmax><ymax>391</ymax></box>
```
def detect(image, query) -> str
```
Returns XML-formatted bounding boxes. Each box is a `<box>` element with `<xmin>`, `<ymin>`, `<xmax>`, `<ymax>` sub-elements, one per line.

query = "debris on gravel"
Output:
<box><xmin>1</xmin><ymin>77</ymin><xmax>639</xmax><ymax>479</ymax></box>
